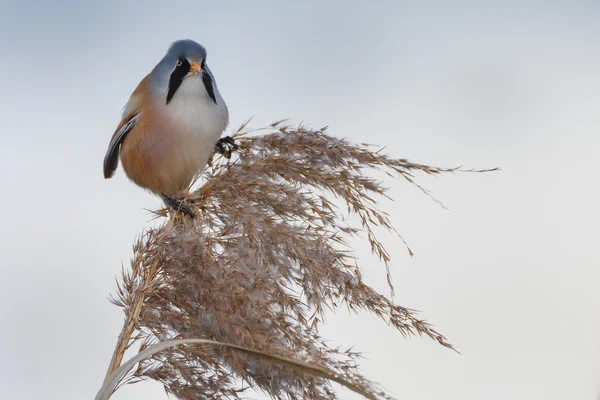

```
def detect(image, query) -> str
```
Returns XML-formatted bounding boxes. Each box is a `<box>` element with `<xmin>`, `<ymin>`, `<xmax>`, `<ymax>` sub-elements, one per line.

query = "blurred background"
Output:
<box><xmin>0</xmin><ymin>1</ymin><xmax>598</xmax><ymax>399</ymax></box>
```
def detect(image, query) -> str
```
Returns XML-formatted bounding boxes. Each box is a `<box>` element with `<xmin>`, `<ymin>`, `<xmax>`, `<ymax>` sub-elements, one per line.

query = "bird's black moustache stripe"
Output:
<box><xmin>166</xmin><ymin>58</ymin><xmax>190</xmax><ymax>104</ymax></box>
<box><xmin>202</xmin><ymin>72</ymin><xmax>217</xmax><ymax>104</ymax></box>
<box><xmin>167</xmin><ymin>57</ymin><xmax>217</xmax><ymax>105</ymax></box>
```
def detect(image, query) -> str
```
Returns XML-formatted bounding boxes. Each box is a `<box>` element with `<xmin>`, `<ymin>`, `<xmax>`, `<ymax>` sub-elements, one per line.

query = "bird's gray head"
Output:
<box><xmin>166</xmin><ymin>39</ymin><xmax>207</xmax><ymax>64</ymax></box>
<box><xmin>149</xmin><ymin>39</ymin><xmax>218</xmax><ymax>105</ymax></box>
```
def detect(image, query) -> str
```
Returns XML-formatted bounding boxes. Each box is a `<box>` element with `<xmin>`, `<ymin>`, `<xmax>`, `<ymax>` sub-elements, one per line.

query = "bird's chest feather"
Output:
<box><xmin>165</xmin><ymin>77</ymin><xmax>228</xmax><ymax>145</ymax></box>
<box><xmin>125</xmin><ymin>77</ymin><xmax>229</xmax><ymax>193</ymax></box>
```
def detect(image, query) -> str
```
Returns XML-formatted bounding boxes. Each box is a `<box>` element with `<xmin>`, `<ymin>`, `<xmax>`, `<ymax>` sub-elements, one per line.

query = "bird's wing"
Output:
<box><xmin>103</xmin><ymin>75</ymin><xmax>152</xmax><ymax>179</ymax></box>
<box><xmin>103</xmin><ymin>111</ymin><xmax>140</xmax><ymax>179</ymax></box>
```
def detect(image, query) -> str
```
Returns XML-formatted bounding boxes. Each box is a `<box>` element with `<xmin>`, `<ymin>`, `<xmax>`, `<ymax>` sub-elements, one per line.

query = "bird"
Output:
<box><xmin>103</xmin><ymin>39</ymin><xmax>236</xmax><ymax>218</ymax></box>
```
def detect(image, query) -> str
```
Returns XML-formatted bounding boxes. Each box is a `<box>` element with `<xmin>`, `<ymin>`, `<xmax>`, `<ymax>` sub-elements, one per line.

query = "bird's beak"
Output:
<box><xmin>189</xmin><ymin>62</ymin><xmax>202</xmax><ymax>74</ymax></box>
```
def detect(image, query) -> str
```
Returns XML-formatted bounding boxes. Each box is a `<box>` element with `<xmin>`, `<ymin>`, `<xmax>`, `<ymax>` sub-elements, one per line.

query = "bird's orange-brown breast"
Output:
<box><xmin>116</xmin><ymin>75</ymin><xmax>198</xmax><ymax>196</ymax></box>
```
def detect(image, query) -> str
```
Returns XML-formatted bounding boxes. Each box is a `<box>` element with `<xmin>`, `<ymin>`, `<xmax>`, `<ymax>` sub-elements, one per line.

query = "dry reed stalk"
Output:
<box><xmin>104</xmin><ymin>259</ymin><xmax>159</xmax><ymax>381</ymax></box>
<box><xmin>101</xmin><ymin>120</ymin><xmax>496</xmax><ymax>399</ymax></box>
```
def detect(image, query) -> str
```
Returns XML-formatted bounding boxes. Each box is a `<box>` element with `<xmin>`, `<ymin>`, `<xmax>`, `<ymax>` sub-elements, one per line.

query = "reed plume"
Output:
<box><xmin>100</xmin><ymin>120</ymin><xmax>495</xmax><ymax>400</ymax></box>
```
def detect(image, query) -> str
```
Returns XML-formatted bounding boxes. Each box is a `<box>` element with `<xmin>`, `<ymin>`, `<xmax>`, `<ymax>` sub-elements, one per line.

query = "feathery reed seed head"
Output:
<box><xmin>107</xmin><ymin>121</ymin><xmax>494</xmax><ymax>399</ymax></box>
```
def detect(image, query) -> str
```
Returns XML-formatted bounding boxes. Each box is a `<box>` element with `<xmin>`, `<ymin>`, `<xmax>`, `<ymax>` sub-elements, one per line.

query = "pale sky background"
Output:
<box><xmin>0</xmin><ymin>1</ymin><xmax>599</xmax><ymax>399</ymax></box>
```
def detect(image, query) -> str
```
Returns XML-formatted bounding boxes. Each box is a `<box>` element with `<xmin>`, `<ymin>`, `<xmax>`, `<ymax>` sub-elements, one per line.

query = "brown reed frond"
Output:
<box><xmin>96</xmin><ymin>338</ymin><xmax>392</xmax><ymax>400</ymax></box>
<box><xmin>103</xmin><ymin>121</ymin><xmax>495</xmax><ymax>399</ymax></box>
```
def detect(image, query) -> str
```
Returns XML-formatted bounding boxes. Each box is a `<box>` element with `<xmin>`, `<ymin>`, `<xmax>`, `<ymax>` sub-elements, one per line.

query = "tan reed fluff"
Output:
<box><xmin>101</xmin><ymin>120</ymin><xmax>496</xmax><ymax>400</ymax></box>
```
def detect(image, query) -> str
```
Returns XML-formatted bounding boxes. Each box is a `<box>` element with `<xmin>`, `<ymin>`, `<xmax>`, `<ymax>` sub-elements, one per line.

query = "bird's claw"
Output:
<box><xmin>215</xmin><ymin>136</ymin><xmax>239</xmax><ymax>159</ymax></box>
<box><xmin>162</xmin><ymin>195</ymin><xmax>195</xmax><ymax>218</ymax></box>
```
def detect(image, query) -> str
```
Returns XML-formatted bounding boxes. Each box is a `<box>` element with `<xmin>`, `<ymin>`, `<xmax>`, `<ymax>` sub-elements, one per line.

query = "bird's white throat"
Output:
<box><xmin>165</xmin><ymin>75</ymin><xmax>229</xmax><ymax>176</ymax></box>
<box><xmin>167</xmin><ymin>75</ymin><xmax>228</xmax><ymax>136</ymax></box>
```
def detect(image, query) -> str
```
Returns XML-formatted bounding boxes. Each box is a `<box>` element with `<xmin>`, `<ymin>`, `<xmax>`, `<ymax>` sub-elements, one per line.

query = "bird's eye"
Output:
<box><xmin>200</xmin><ymin>59</ymin><xmax>205</xmax><ymax>69</ymax></box>
<box><xmin>177</xmin><ymin>59</ymin><xmax>183</xmax><ymax>67</ymax></box>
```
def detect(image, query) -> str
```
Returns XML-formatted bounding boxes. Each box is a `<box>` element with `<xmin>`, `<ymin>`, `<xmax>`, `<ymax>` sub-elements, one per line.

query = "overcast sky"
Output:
<box><xmin>0</xmin><ymin>1</ymin><xmax>599</xmax><ymax>399</ymax></box>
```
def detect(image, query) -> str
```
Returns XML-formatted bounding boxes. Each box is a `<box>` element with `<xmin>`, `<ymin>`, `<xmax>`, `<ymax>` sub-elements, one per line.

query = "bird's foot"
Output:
<box><xmin>162</xmin><ymin>195</ymin><xmax>195</xmax><ymax>219</ymax></box>
<box><xmin>215</xmin><ymin>136</ymin><xmax>239</xmax><ymax>159</ymax></box>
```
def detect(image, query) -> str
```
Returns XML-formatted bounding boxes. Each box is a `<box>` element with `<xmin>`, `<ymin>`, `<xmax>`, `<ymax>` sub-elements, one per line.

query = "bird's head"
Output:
<box><xmin>150</xmin><ymin>39</ymin><xmax>218</xmax><ymax>105</ymax></box>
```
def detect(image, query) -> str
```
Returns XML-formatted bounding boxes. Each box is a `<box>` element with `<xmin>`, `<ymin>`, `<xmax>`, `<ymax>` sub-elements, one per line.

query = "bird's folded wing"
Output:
<box><xmin>103</xmin><ymin>112</ymin><xmax>140</xmax><ymax>179</ymax></box>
